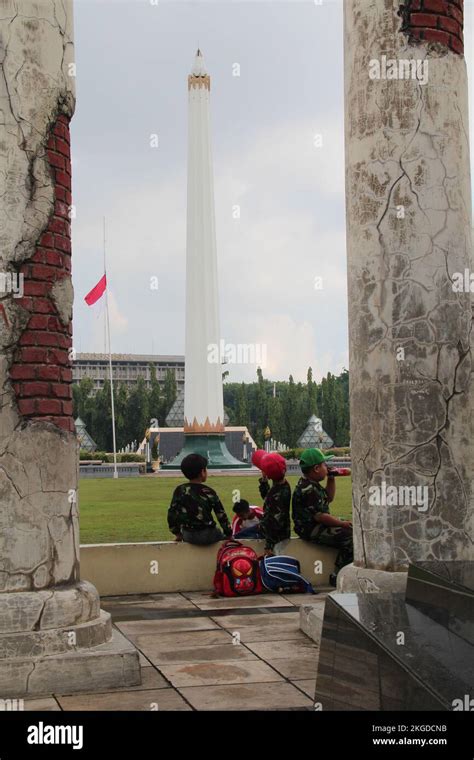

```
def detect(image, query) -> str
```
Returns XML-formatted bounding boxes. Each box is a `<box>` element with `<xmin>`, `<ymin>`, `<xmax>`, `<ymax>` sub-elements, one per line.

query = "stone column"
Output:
<box><xmin>0</xmin><ymin>0</ymin><xmax>139</xmax><ymax>696</ymax></box>
<box><xmin>340</xmin><ymin>0</ymin><xmax>473</xmax><ymax>591</ymax></box>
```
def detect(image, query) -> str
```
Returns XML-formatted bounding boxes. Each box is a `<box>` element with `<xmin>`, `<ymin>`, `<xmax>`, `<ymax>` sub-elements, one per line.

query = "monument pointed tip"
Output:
<box><xmin>191</xmin><ymin>48</ymin><xmax>207</xmax><ymax>76</ymax></box>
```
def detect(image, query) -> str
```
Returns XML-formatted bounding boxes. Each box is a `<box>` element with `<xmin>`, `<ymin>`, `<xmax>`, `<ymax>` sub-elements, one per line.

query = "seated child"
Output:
<box><xmin>292</xmin><ymin>447</ymin><xmax>353</xmax><ymax>586</ymax></box>
<box><xmin>232</xmin><ymin>500</ymin><xmax>264</xmax><ymax>538</ymax></box>
<box><xmin>167</xmin><ymin>453</ymin><xmax>232</xmax><ymax>545</ymax></box>
<box><xmin>258</xmin><ymin>453</ymin><xmax>291</xmax><ymax>556</ymax></box>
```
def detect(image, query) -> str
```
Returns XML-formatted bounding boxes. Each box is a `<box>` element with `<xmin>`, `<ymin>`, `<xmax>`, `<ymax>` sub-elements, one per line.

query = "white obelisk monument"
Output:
<box><xmin>166</xmin><ymin>50</ymin><xmax>247</xmax><ymax>468</ymax></box>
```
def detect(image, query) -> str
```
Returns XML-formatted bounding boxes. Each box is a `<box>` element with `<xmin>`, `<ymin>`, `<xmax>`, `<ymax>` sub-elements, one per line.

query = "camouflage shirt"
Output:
<box><xmin>259</xmin><ymin>478</ymin><xmax>291</xmax><ymax>551</ymax></box>
<box><xmin>167</xmin><ymin>483</ymin><xmax>232</xmax><ymax>536</ymax></box>
<box><xmin>292</xmin><ymin>477</ymin><xmax>330</xmax><ymax>539</ymax></box>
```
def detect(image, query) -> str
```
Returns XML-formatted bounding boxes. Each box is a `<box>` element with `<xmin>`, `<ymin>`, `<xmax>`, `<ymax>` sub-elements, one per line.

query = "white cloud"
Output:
<box><xmin>215</xmin><ymin>116</ymin><xmax>345</xmax><ymax>208</ymax></box>
<box><xmin>108</xmin><ymin>290</ymin><xmax>128</xmax><ymax>332</ymax></box>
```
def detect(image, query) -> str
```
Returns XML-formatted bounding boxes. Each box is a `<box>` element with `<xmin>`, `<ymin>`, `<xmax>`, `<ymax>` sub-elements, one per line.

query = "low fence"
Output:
<box><xmin>285</xmin><ymin>458</ymin><xmax>351</xmax><ymax>474</ymax></box>
<box><xmin>79</xmin><ymin>463</ymin><xmax>144</xmax><ymax>479</ymax></box>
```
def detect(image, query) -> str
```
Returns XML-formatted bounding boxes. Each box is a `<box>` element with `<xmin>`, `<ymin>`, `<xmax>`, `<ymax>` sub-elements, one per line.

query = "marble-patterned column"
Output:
<box><xmin>340</xmin><ymin>0</ymin><xmax>473</xmax><ymax>591</ymax></box>
<box><xmin>0</xmin><ymin>0</ymin><xmax>139</xmax><ymax>696</ymax></box>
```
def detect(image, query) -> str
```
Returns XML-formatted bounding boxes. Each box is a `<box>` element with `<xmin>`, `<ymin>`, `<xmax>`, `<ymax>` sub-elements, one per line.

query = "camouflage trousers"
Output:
<box><xmin>309</xmin><ymin>524</ymin><xmax>353</xmax><ymax>572</ymax></box>
<box><xmin>182</xmin><ymin>526</ymin><xmax>226</xmax><ymax>545</ymax></box>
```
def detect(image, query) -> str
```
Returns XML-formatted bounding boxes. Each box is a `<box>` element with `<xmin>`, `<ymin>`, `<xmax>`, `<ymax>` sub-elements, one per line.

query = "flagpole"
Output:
<box><xmin>103</xmin><ymin>233</ymin><xmax>106</xmax><ymax>354</ymax></box>
<box><xmin>103</xmin><ymin>217</ymin><xmax>118</xmax><ymax>479</ymax></box>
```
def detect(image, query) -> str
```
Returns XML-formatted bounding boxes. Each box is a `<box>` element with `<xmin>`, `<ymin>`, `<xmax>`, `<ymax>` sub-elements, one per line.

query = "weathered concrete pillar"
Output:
<box><xmin>0</xmin><ymin>0</ymin><xmax>140</xmax><ymax>696</ymax></box>
<box><xmin>341</xmin><ymin>0</ymin><xmax>473</xmax><ymax>591</ymax></box>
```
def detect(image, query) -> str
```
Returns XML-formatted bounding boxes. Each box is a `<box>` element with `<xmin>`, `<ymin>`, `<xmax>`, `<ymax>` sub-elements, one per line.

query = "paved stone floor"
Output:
<box><xmin>21</xmin><ymin>591</ymin><xmax>329</xmax><ymax>711</ymax></box>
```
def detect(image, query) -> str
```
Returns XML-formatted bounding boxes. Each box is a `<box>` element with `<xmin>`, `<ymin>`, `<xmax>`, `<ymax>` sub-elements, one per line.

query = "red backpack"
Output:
<box><xmin>213</xmin><ymin>540</ymin><xmax>263</xmax><ymax>597</ymax></box>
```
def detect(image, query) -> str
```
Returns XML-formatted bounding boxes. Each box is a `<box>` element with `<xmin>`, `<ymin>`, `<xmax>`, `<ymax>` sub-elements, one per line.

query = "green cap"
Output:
<box><xmin>299</xmin><ymin>448</ymin><xmax>334</xmax><ymax>468</ymax></box>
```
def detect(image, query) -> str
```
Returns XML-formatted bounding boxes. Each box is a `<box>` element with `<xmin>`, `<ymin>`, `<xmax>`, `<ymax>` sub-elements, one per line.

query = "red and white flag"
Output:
<box><xmin>84</xmin><ymin>274</ymin><xmax>107</xmax><ymax>306</ymax></box>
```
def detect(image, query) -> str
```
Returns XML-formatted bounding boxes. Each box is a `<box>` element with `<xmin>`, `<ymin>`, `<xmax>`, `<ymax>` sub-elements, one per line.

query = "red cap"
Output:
<box><xmin>261</xmin><ymin>453</ymin><xmax>287</xmax><ymax>481</ymax></box>
<box><xmin>251</xmin><ymin>449</ymin><xmax>267</xmax><ymax>469</ymax></box>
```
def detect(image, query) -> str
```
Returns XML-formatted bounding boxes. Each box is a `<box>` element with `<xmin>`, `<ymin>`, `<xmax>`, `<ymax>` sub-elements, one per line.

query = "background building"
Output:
<box><xmin>73</xmin><ymin>353</ymin><xmax>185</xmax><ymax>394</ymax></box>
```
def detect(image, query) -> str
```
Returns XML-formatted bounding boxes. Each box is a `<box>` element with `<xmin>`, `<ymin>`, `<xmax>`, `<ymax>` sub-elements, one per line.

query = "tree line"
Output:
<box><xmin>224</xmin><ymin>367</ymin><xmax>350</xmax><ymax>448</ymax></box>
<box><xmin>73</xmin><ymin>365</ymin><xmax>350</xmax><ymax>452</ymax></box>
<box><xmin>73</xmin><ymin>366</ymin><xmax>177</xmax><ymax>452</ymax></box>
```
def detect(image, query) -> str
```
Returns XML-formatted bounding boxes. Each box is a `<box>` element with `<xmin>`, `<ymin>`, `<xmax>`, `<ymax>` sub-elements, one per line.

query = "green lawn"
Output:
<box><xmin>79</xmin><ymin>475</ymin><xmax>353</xmax><ymax>544</ymax></box>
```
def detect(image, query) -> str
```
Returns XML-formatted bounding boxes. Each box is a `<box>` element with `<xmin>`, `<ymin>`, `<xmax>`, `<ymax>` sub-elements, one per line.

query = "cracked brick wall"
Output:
<box><xmin>0</xmin><ymin>2</ymin><xmax>80</xmax><ymax>594</ymax></box>
<box><xmin>9</xmin><ymin>115</ymin><xmax>74</xmax><ymax>432</ymax></box>
<box><xmin>399</xmin><ymin>0</ymin><xmax>464</xmax><ymax>55</ymax></box>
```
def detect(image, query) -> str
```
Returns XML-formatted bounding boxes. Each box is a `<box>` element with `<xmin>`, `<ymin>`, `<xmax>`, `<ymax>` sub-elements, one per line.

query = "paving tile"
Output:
<box><xmin>266</xmin><ymin>655</ymin><xmax>319</xmax><ymax>681</ymax></box>
<box><xmin>280</xmin><ymin>594</ymin><xmax>327</xmax><ymax>606</ymax></box>
<box><xmin>212</xmin><ymin>612</ymin><xmax>302</xmax><ymax>642</ymax></box>
<box><xmin>245</xmin><ymin>639</ymin><xmax>316</xmax><ymax>660</ymax></box>
<box><xmin>102</xmin><ymin>593</ymin><xmax>195</xmax><ymax>610</ymax></box>
<box><xmin>132</xmin><ymin>630</ymin><xmax>245</xmax><ymax>665</ymax></box>
<box><xmin>57</xmin><ymin>688</ymin><xmax>191</xmax><ymax>711</ymax></box>
<box><xmin>157</xmin><ymin>659</ymin><xmax>284</xmax><ymax>688</ymax></box>
<box><xmin>182</xmin><ymin>592</ymin><xmax>294</xmax><ymax>610</ymax></box>
<box><xmin>179</xmin><ymin>682</ymin><xmax>313</xmax><ymax>710</ymax></box>
<box><xmin>291</xmin><ymin>679</ymin><xmax>316</xmax><ymax>699</ymax></box>
<box><xmin>137</xmin><ymin>636</ymin><xmax>257</xmax><ymax>666</ymax></box>
<box><xmin>241</xmin><ymin>628</ymin><xmax>312</xmax><ymax>643</ymax></box>
<box><xmin>212</xmin><ymin>611</ymin><xmax>298</xmax><ymax>629</ymax></box>
<box><xmin>115</xmin><ymin>617</ymin><xmax>219</xmax><ymax>637</ymax></box>
<box><xmin>136</xmin><ymin>629</ymin><xmax>233</xmax><ymax>649</ymax></box>
<box><xmin>21</xmin><ymin>698</ymin><xmax>61</xmax><ymax>711</ymax></box>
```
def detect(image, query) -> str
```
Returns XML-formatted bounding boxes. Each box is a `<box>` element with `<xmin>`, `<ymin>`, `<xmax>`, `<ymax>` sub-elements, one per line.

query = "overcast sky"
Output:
<box><xmin>71</xmin><ymin>0</ymin><xmax>474</xmax><ymax>383</ymax></box>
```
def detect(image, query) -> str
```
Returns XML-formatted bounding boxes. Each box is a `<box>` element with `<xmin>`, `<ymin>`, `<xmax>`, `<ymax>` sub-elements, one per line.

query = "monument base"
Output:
<box><xmin>0</xmin><ymin>581</ymin><xmax>141</xmax><ymax>698</ymax></box>
<box><xmin>0</xmin><ymin>627</ymin><xmax>141</xmax><ymax>698</ymax></box>
<box><xmin>162</xmin><ymin>433</ymin><xmax>250</xmax><ymax>469</ymax></box>
<box><xmin>336</xmin><ymin>563</ymin><xmax>408</xmax><ymax>594</ymax></box>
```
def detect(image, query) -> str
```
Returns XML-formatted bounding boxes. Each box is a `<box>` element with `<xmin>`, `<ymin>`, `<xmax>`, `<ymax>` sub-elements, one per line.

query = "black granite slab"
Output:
<box><xmin>406</xmin><ymin>562</ymin><xmax>474</xmax><ymax>645</ymax></box>
<box><xmin>314</xmin><ymin>591</ymin><xmax>474</xmax><ymax>711</ymax></box>
<box><xmin>408</xmin><ymin>561</ymin><xmax>474</xmax><ymax>594</ymax></box>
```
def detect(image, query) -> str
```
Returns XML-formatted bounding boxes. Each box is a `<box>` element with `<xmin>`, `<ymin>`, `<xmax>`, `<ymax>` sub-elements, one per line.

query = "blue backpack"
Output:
<box><xmin>259</xmin><ymin>555</ymin><xmax>315</xmax><ymax>594</ymax></box>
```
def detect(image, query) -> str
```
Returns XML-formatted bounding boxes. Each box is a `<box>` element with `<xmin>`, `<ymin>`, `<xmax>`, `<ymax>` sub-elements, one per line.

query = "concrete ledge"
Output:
<box><xmin>300</xmin><ymin>602</ymin><xmax>326</xmax><ymax>644</ymax></box>
<box><xmin>80</xmin><ymin>539</ymin><xmax>338</xmax><ymax>596</ymax></box>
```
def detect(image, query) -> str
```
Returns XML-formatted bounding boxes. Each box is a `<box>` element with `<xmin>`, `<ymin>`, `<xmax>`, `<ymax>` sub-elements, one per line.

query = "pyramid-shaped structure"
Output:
<box><xmin>75</xmin><ymin>417</ymin><xmax>97</xmax><ymax>452</ymax></box>
<box><xmin>297</xmin><ymin>414</ymin><xmax>334</xmax><ymax>450</ymax></box>
<box><xmin>165</xmin><ymin>389</ymin><xmax>185</xmax><ymax>427</ymax></box>
<box><xmin>166</xmin><ymin>388</ymin><xmax>229</xmax><ymax>427</ymax></box>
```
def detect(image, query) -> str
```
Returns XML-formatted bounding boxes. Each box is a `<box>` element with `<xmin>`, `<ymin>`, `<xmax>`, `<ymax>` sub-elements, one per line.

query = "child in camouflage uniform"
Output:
<box><xmin>292</xmin><ymin>448</ymin><xmax>353</xmax><ymax>586</ymax></box>
<box><xmin>167</xmin><ymin>453</ymin><xmax>232</xmax><ymax>545</ymax></box>
<box><xmin>258</xmin><ymin>453</ymin><xmax>291</xmax><ymax>556</ymax></box>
